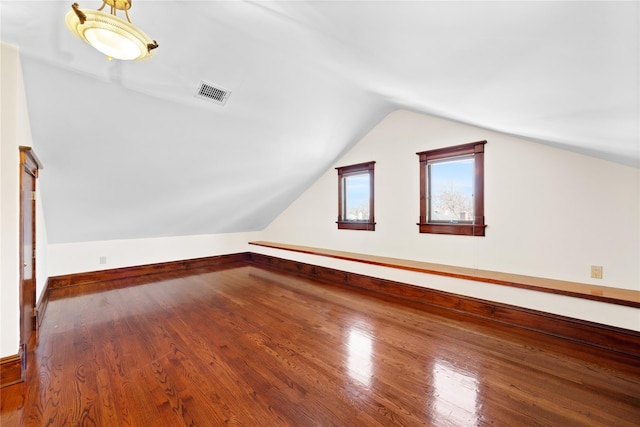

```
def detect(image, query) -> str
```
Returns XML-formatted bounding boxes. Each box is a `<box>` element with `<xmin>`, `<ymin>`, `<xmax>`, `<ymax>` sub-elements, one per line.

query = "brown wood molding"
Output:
<box><xmin>248</xmin><ymin>241</ymin><xmax>640</xmax><ymax>308</ymax></box>
<box><xmin>48</xmin><ymin>253</ymin><xmax>251</xmax><ymax>289</ymax></box>
<box><xmin>249</xmin><ymin>252</ymin><xmax>640</xmax><ymax>359</ymax></box>
<box><xmin>417</xmin><ymin>141</ymin><xmax>486</xmax><ymax>236</ymax></box>
<box><xmin>36</xmin><ymin>279</ymin><xmax>50</xmax><ymax>329</ymax></box>
<box><xmin>0</xmin><ymin>350</ymin><xmax>24</xmax><ymax>387</ymax></box>
<box><xmin>336</xmin><ymin>161</ymin><xmax>376</xmax><ymax>231</ymax></box>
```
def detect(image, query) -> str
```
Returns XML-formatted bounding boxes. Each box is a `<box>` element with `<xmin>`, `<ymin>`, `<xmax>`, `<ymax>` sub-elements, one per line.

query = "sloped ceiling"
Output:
<box><xmin>2</xmin><ymin>1</ymin><xmax>638</xmax><ymax>244</ymax></box>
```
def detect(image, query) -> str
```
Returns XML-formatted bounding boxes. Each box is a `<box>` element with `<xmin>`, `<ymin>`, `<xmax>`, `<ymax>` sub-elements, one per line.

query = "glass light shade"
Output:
<box><xmin>84</xmin><ymin>27</ymin><xmax>140</xmax><ymax>60</ymax></box>
<box><xmin>66</xmin><ymin>9</ymin><xmax>155</xmax><ymax>60</ymax></box>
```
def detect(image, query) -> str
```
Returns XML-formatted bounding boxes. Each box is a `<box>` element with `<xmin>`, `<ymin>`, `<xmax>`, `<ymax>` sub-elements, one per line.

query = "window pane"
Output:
<box><xmin>428</xmin><ymin>156</ymin><xmax>474</xmax><ymax>222</ymax></box>
<box><xmin>344</xmin><ymin>173</ymin><xmax>370</xmax><ymax>220</ymax></box>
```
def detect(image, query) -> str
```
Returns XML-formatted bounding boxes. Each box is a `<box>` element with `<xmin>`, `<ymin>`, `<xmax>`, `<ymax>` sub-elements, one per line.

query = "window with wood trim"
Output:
<box><xmin>336</xmin><ymin>161</ymin><xmax>375</xmax><ymax>231</ymax></box>
<box><xmin>417</xmin><ymin>141</ymin><xmax>486</xmax><ymax>236</ymax></box>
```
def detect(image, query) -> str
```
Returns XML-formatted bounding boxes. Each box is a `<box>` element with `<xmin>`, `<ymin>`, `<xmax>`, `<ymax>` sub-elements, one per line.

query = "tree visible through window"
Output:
<box><xmin>429</xmin><ymin>156</ymin><xmax>474</xmax><ymax>222</ymax></box>
<box><xmin>417</xmin><ymin>141</ymin><xmax>486</xmax><ymax>236</ymax></box>
<box><xmin>336</xmin><ymin>161</ymin><xmax>375</xmax><ymax>230</ymax></box>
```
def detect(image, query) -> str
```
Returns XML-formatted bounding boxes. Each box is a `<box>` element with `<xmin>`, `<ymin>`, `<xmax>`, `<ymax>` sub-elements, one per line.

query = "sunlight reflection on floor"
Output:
<box><xmin>347</xmin><ymin>327</ymin><xmax>373</xmax><ymax>387</ymax></box>
<box><xmin>432</xmin><ymin>359</ymin><xmax>480</xmax><ymax>426</ymax></box>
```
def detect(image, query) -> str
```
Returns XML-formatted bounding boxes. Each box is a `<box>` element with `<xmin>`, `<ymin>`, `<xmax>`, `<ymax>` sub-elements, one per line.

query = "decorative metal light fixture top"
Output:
<box><xmin>66</xmin><ymin>0</ymin><xmax>158</xmax><ymax>60</ymax></box>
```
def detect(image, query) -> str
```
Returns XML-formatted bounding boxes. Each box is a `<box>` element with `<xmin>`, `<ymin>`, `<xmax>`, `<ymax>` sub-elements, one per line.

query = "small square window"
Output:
<box><xmin>336</xmin><ymin>161</ymin><xmax>375</xmax><ymax>231</ymax></box>
<box><xmin>417</xmin><ymin>141</ymin><xmax>486</xmax><ymax>236</ymax></box>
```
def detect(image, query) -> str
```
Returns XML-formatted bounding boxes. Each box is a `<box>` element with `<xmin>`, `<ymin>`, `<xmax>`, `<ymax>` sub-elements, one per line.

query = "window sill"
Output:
<box><xmin>418</xmin><ymin>222</ymin><xmax>486</xmax><ymax>236</ymax></box>
<box><xmin>337</xmin><ymin>221</ymin><xmax>376</xmax><ymax>231</ymax></box>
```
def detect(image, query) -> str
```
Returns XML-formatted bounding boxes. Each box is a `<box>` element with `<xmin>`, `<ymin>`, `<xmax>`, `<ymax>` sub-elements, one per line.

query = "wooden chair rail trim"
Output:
<box><xmin>248</xmin><ymin>241</ymin><xmax>640</xmax><ymax>308</ymax></box>
<box><xmin>249</xmin><ymin>252</ymin><xmax>640</xmax><ymax>359</ymax></box>
<box><xmin>0</xmin><ymin>351</ymin><xmax>23</xmax><ymax>388</ymax></box>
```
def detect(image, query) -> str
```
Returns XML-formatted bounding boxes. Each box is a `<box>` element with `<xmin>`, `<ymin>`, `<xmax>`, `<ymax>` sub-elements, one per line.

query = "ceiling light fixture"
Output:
<box><xmin>66</xmin><ymin>1</ymin><xmax>158</xmax><ymax>60</ymax></box>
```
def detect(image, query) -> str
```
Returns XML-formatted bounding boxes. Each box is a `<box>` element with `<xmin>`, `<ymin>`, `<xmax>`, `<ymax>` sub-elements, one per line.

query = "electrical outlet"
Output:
<box><xmin>99</xmin><ymin>256</ymin><xmax>107</xmax><ymax>265</ymax></box>
<box><xmin>590</xmin><ymin>265</ymin><xmax>603</xmax><ymax>279</ymax></box>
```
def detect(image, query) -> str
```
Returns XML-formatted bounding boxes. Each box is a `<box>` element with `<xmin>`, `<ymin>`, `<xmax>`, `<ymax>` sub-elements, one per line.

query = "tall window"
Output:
<box><xmin>336</xmin><ymin>161</ymin><xmax>375</xmax><ymax>230</ymax></box>
<box><xmin>417</xmin><ymin>141</ymin><xmax>486</xmax><ymax>236</ymax></box>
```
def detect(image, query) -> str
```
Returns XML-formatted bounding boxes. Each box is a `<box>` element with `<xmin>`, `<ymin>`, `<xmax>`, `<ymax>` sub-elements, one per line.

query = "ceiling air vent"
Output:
<box><xmin>195</xmin><ymin>81</ymin><xmax>231</xmax><ymax>105</ymax></box>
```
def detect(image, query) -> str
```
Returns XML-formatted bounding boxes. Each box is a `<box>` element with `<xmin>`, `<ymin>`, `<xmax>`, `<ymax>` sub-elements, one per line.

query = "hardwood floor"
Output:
<box><xmin>2</xmin><ymin>263</ymin><xmax>639</xmax><ymax>426</ymax></box>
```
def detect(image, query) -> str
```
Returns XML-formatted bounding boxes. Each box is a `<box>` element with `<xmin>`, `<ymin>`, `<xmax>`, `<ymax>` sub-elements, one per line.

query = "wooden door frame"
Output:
<box><xmin>19</xmin><ymin>146</ymin><xmax>42</xmax><ymax>380</ymax></box>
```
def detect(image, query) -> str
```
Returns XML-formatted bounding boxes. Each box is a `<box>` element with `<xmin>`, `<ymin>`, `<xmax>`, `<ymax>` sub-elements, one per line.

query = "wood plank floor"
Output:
<box><xmin>2</xmin><ymin>263</ymin><xmax>640</xmax><ymax>426</ymax></box>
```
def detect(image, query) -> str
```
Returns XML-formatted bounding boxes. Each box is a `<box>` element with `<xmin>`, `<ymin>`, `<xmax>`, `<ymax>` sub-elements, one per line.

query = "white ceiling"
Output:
<box><xmin>2</xmin><ymin>1</ymin><xmax>638</xmax><ymax>244</ymax></box>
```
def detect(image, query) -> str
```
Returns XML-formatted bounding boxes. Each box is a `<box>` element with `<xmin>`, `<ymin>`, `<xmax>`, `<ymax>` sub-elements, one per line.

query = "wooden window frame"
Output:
<box><xmin>336</xmin><ymin>161</ymin><xmax>376</xmax><ymax>231</ymax></box>
<box><xmin>417</xmin><ymin>141</ymin><xmax>486</xmax><ymax>236</ymax></box>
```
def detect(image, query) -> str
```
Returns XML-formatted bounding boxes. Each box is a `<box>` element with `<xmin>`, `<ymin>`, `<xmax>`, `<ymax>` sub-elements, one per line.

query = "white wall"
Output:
<box><xmin>48</xmin><ymin>231</ymin><xmax>261</xmax><ymax>277</ymax></box>
<box><xmin>259</xmin><ymin>110</ymin><xmax>640</xmax><ymax>331</ymax></box>
<box><xmin>35</xmin><ymin>179</ymin><xmax>48</xmax><ymax>300</ymax></box>
<box><xmin>1</xmin><ymin>42</ymin><xmax>46</xmax><ymax>357</ymax></box>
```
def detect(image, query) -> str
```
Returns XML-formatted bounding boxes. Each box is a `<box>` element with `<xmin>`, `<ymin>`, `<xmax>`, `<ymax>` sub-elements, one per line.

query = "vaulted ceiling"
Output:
<box><xmin>2</xmin><ymin>1</ymin><xmax>638</xmax><ymax>244</ymax></box>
